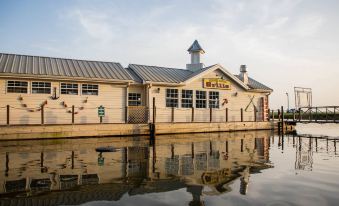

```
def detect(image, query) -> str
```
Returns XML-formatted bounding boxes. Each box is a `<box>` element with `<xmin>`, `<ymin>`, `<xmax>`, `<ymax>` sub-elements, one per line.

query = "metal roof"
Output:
<box><xmin>0</xmin><ymin>53</ymin><xmax>133</xmax><ymax>82</ymax></box>
<box><xmin>187</xmin><ymin>40</ymin><xmax>205</xmax><ymax>53</ymax></box>
<box><xmin>235</xmin><ymin>75</ymin><xmax>272</xmax><ymax>91</ymax></box>
<box><xmin>128</xmin><ymin>64</ymin><xmax>194</xmax><ymax>83</ymax></box>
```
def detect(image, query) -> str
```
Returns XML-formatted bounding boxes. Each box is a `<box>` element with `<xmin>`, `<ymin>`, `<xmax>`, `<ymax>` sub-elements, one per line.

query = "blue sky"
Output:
<box><xmin>1</xmin><ymin>0</ymin><xmax>339</xmax><ymax>108</ymax></box>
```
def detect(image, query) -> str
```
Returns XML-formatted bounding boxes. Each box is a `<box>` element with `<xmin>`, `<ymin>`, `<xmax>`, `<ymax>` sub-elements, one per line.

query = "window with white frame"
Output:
<box><xmin>32</xmin><ymin>82</ymin><xmax>51</xmax><ymax>94</ymax></box>
<box><xmin>196</xmin><ymin>90</ymin><xmax>206</xmax><ymax>108</ymax></box>
<box><xmin>182</xmin><ymin>90</ymin><xmax>193</xmax><ymax>108</ymax></box>
<box><xmin>61</xmin><ymin>83</ymin><xmax>78</xmax><ymax>95</ymax></box>
<box><xmin>209</xmin><ymin>91</ymin><xmax>219</xmax><ymax>108</ymax></box>
<box><xmin>128</xmin><ymin>93</ymin><xmax>141</xmax><ymax>106</ymax></box>
<box><xmin>166</xmin><ymin>89</ymin><xmax>178</xmax><ymax>107</ymax></box>
<box><xmin>7</xmin><ymin>81</ymin><xmax>28</xmax><ymax>93</ymax></box>
<box><xmin>82</xmin><ymin>84</ymin><xmax>98</xmax><ymax>95</ymax></box>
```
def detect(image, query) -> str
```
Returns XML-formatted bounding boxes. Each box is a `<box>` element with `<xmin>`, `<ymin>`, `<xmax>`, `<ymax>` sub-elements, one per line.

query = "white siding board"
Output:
<box><xmin>0</xmin><ymin>79</ymin><xmax>126</xmax><ymax>125</ymax></box>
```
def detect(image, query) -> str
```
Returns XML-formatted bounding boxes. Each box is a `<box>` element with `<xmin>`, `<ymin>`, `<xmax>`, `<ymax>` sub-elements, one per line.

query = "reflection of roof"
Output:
<box><xmin>0</xmin><ymin>183</ymin><xmax>132</xmax><ymax>206</ymax></box>
<box><xmin>129</xmin><ymin>178</ymin><xmax>186</xmax><ymax>196</ymax></box>
<box><xmin>0</xmin><ymin>53</ymin><xmax>134</xmax><ymax>82</ymax></box>
<box><xmin>235</xmin><ymin>75</ymin><xmax>272</xmax><ymax>91</ymax></box>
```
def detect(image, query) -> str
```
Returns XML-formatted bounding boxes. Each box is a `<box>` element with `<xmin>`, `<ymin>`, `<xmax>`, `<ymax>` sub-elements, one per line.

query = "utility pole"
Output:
<box><xmin>286</xmin><ymin>92</ymin><xmax>290</xmax><ymax>112</ymax></box>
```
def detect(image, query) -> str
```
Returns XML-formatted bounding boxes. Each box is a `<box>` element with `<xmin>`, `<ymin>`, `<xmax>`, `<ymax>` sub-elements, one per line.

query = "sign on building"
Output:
<box><xmin>203</xmin><ymin>78</ymin><xmax>231</xmax><ymax>90</ymax></box>
<box><xmin>98</xmin><ymin>105</ymin><xmax>105</xmax><ymax>117</ymax></box>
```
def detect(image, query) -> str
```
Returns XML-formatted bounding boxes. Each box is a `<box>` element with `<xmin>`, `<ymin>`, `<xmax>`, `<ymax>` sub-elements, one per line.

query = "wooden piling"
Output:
<box><xmin>72</xmin><ymin>105</ymin><xmax>75</xmax><ymax>124</ymax></box>
<box><xmin>125</xmin><ymin>106</ymin><xmax>128</xmax><ymax>123</ymax></box>
<box><xmin>254</xmin><ymin>107</ymin><xmax>257</xmax><ymax>122</ymax></box>
<box><xmin>226</xmin><ymin>108</ymin><xmax>228</xmax><ymax>122</ymax></box>
<box><xmin>191</xmin><ymin>107</ymin><xmax>194</xmax><ymax>122</ymax></box>
<box><xmin>171</xmin><ymin>107</ymin><xmax>174</xmax><ymax>123</ymax></box>
<box><xmin>241</xmin><ymin>108</ymin><xmax>243</xmax><ymax>122</ymax></box>
<box><xmin>210</xmin><ymin>107</ymin><xmax>212</xmax><ymax>122</ymax></box>
<box><xmin>6</xmin><ymin>105</ymin><xmax>9</xmax><ymax>125</ymax></box>
<box><xmin>152</xmin><ymin>97</ymin><xmax>156</xmax><ymax>123</ymax></box>
<box><xmin>281</xmin><ymin>106</ymin><xmax>284</xmax><ymax>132</ymax></box>
<box><xmin>41</xmin><ymin>105</ymin><xmax>44</xmax><ymax>125</ymax></box>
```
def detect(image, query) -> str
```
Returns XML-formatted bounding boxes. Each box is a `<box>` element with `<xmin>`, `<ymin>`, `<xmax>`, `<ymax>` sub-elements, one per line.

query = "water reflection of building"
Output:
<box><xmin>0</xmin><ymin>130</ymin><xmax>272</xmax><ymax>205</ymax></box>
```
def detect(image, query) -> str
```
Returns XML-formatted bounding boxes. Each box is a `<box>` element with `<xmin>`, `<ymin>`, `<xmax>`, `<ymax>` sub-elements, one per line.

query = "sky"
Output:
<box><xmin>0</xmin><ymin>0</ymin><xmax>338</xmax><ymax>109</ymax></box>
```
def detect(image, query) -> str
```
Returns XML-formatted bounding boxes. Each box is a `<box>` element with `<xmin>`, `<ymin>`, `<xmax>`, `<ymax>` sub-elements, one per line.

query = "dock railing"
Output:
<box><xmin>0</xmin><ymin>104</ymin><xmax>268</xmax><ymax>126</ymax></box>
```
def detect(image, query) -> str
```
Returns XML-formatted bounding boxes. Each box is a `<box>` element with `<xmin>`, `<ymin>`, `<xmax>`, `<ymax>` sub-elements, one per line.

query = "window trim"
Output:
<box><xmin>60</xmin><ymin>82</ymin><xmax>79</xmax><ymax>95</ymax></box>
<box><xmin>166</xmin><ymin>88</ymin><xmax>179</xmax><ymax>108</ymax></box>
<box><xmin>181</xmin><ymin>89</ymin><xmax>193</xmax><ymax>108</ymax></box>
<box><xmin>209</xmin><ymin>91</ymin><xmax>220</xmax><ymax>108</ymax></box>
<box><xmin>6</xmin><ymin>80</ymin><xmax>28</xmax><ymax>94</ymax></box>
<box><xmin>128</xmin><ymin>93</ymin><xmax>142</xmax><ymax>106</ymax></box>
<box><xmin>81</xmin><ymin>84</ymin><xmax>99</xmax><ymax>96</ymax></box>
<box><xmin>31</xmin><ymin>81</ymin><xmax>51</xmax><ymax>94</ymax></box>
<box><xmin>196</xmin><ymin>90</ymin><xmax>207</xmax><ymax>108</ymax></box>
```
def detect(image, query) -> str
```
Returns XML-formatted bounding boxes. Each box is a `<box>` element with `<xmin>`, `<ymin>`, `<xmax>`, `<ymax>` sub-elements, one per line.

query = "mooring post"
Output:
<box><xmin>125</xmin><ymin>106</ymin><xmax>128</xmax><ymax>123</ymax></box>
<box><xmin>6</xmin><ymin>105</ymin><xmax>10</xmax><ymax>126</ymax></box>
<box><xmin>254</xmin><ymin>107</ymin><xmax>257</xmax><ymax>122</ymax></box>
<box><xmin>210</xmin><ymin>107</ymin><xmax>212</xmax><ymax>122</ymax></box>
<box><xmin>191</xmin><ymin>107</ymin><xmax>194</xmax><ymax>122</ymax></box>
<box><xmin>278</xmin><ymin>109</ymin><xmax>281</xmax><ymax>122</ymax></box>
<box><xmin>241</xmin><ymin>108</ymin><xmax>243</xmax><ymax>122</ymax></box>
<box><xmin>171</xmin><ymin>107</ymin><xmax>174</xmax><ymax>123</ymax></box>
<box><xmin>281</xmin><ymin>106</ymin><xmax>284</xmax><ymax>132</ymax></box>
<box><xmin>152</xmin><ymin>97</ymin><xmax>156</xmax><ymax>123</ymax></box>
<box><xmin>72</xmin><ymin>105</ymin><xmax>75</xmax><ymax>124</ymax></box>
<box><xmin>226</xmin><ymin>108</ymin><xmax>228</xmax><ymax>122</ymax></box>
<box><xmin>41</xmin><ymin>104</ymin><xmax>44</xmax><ymax>125</ymax></box>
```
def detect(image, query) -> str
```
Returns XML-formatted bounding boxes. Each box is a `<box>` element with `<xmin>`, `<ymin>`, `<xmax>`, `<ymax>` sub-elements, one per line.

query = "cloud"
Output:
<box><xmin>52</xmin><ymin>0</ymin><xmax>339</xmax><ymax>108</ymax></box>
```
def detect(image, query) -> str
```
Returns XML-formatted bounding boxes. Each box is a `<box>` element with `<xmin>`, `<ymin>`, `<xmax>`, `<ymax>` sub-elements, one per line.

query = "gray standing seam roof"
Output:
<box><xmin>235</xmin><ymin>75</ymin><xmax>272</xmax><ymax>91</ymax></box>
<box><xmin>0</xmin><ymin>53</ymin><xmax>133</xmax><ymax>81</ymax></box>
<box><xmin>128</xmin><ymin>64</ymin><xmax>194</xmax><ymax>83</ymax></box>
<box><xmin>129</xmin><ymin>63</ymin><xmax>272</xmax><ymax>91</ymax></box>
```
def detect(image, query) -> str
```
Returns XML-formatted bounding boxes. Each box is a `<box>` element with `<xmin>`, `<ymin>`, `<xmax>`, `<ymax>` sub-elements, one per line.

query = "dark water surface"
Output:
<box><xmin>0</xmin><ymin>124</ymin><xmax>338</xmax><ymax>206</ymax></box>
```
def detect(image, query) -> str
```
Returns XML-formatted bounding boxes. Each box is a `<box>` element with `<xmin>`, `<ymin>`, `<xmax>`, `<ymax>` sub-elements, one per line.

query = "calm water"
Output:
<box><xmin>0</xmin><ymin>124</ymin><xmax>338</xmax><ymax>206</ymax></box>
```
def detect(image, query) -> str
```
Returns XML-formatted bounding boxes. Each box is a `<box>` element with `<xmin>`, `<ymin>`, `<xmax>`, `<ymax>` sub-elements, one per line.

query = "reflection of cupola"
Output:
<box><xmin>186</xmin><ymin>40</ymin><xmax>205</xmax><ymax>72</ymax></box>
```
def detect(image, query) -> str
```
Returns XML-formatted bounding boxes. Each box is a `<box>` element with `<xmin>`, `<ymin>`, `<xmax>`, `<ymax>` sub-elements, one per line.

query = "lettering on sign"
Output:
<box><xmin>203</xmin><ymin>78</ymin><xmax>231</xmax><ymax>90</ymax></box>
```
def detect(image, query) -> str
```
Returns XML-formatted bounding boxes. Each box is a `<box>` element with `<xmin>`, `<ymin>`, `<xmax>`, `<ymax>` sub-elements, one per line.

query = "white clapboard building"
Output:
<box><xmin>0</xmin><ymin>40</ymin><xmax>272</xmax><ymax>125</ymax></box>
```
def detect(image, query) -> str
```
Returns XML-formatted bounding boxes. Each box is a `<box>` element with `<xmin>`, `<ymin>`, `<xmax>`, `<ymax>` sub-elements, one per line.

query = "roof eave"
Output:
<box><xmin>0</xmin><ymin>73</ymin><xmax>134</xmax><ymax>84</ymax></box>
<box><xmin>144</xmin><ymin>80</ymin><xmax>185</xmax><ymax>86</ymax></box>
